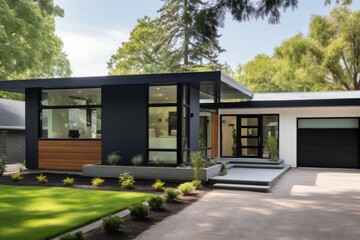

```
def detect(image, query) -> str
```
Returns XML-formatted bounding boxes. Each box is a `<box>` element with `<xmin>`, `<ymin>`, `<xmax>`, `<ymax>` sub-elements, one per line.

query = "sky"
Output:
<box><xmin>53</xmin><ymin>0</ymin><xmax>360</xmax><ymax>77</ymax></box>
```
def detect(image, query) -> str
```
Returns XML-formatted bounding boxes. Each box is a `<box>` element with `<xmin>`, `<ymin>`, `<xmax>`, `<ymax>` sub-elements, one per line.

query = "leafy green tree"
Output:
<box><xmin>0</xmin><ymin>0</ymin><xmax>71</xmax><ymax>81</ymax></box>
<box><xmin>108</xmin><ymin>17</ymin><xmax>181</xmax><ymax>75</ymax></box>
<box><xmin>275</xmin><ymin>7</ymin><xmax>360</xmax><ymax>90</ymax></box>
<box><xmin>234</xmin><ymin>55</ymin><xmax>282</xmax><ymax>92</ymax></box>
<box><xmin>157</xmin><ymin>0</ymin><xmax>224</xmax><ymax>70</ymax></box>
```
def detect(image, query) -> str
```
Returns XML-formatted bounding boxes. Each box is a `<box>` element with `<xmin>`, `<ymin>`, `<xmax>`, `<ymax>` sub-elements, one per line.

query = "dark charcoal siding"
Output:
<box><xmin>298</xmin><ymin>129</ymin><xmax>359</xmax><ymax>168</ymax></box>
<box><xmin>25</xmin><ymin>88</ymin><xmax>40</xmax><ymax>169</ymax></box>
<box><xmin>102</xmin><ymin>85</ymin><xmax>148</xmax><ymax>165</ymax></box>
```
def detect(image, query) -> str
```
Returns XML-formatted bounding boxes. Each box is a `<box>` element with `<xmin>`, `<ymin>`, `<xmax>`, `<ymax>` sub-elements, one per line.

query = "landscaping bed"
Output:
<box><xmin>87</xmin><ymin>190</ymin><xmax>207</xmax><ymax>240</ymax></box>
<box><xmin>0</xmin><ymin>172</ymin><xmax>210</xmax><ymax>240</ymax></box>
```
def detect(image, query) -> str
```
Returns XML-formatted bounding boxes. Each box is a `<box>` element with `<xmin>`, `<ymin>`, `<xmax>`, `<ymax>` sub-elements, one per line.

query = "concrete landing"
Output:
<box><xmin>210</xmin><ymin>165</ymin><xmax>291</xmax><ymax>192</ymax></box>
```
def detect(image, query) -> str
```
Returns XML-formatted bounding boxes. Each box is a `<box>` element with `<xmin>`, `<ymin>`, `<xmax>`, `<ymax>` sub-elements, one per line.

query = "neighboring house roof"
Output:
<box><xmin>0</xmin><ymin>98</ymin><xmax>25</xmax><ymax>130</ymax></box>
<box><xmin>252</xmin><ymin>91</ymin><xmax>360</xmax><ymax>101</ymax></box>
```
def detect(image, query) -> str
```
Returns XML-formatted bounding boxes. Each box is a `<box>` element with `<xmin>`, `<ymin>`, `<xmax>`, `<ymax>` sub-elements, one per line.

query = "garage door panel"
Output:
<box><xmin>298</xmin><ymin>129</ymin><xmax>359</xmax><ymax>168</ymax></box>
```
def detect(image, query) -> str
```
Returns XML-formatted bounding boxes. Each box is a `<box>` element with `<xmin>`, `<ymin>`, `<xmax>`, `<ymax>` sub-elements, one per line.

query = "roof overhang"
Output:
<box><xmin>0</xmin><ymin>71</ymin><xmax>253</xmax><ymax>100</ymax></box>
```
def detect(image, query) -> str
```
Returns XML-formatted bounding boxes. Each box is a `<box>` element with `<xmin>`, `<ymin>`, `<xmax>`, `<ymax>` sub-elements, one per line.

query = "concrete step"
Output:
<box><xmin>226</xmin><ymin>158</ymin><xmax>284</xmax><ymax>165</ymax></box>
<box><xmin>227</xmin><ymin>163</ymin><xmax>285</xmax><ymax>169</ymax></box>
<box><xmin>213</xmin><ymin>183</ymin><xmax>271</xmax><ymax>192</ymax></box>
<box><xmin>209</xmin><ymin>178</ymin><xmax>270</xmax><ymax>186</ymax></box>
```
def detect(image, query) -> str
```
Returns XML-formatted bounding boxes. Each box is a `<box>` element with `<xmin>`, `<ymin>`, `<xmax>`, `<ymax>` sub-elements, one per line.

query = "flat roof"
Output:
<box><xmin>0</xmin><ymin>71</ymin><xmax>253</xmax><ymax>100</ymax></box>
<box><xmin>252</xmin><ymin>91</ymin><xmax>360</xmax><ymax>101</ymax></box>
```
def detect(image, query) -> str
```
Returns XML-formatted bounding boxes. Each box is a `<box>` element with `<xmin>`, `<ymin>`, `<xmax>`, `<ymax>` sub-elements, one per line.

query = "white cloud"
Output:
<box><xmin>56</xmin><ymin>26</ymin><xmax>129</xmax><ymax>77</ymax></box>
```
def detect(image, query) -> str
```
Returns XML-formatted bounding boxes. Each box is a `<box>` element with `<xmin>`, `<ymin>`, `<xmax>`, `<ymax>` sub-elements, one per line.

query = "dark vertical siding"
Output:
<box><xmin>189</xmin><ymin>87</ymin><xmax>200</xmax><ymax>151</ymax></box>
<box><xmin>25</xmin><ymin>88</ymin><xmax>39</xmax><ymax>169</ymax></box>
<box><xmin>102</xmin><ymin>85</ymin><xmax>148</xmax><ymax>164</ymax></box>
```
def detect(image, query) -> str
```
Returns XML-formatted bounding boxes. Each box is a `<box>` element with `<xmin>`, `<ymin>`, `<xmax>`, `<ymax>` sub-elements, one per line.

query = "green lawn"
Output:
<box><xmin>0</xmin><ymin>185</ymin><xmax>149</xmax><ymax>240</ymax></box>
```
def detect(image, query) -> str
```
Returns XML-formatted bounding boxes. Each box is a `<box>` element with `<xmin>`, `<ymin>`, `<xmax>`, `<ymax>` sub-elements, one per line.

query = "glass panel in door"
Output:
<box><xmin>239</xmin><ymin>117</ymin><xmax>261</xmax><ymax>157</ymax></box>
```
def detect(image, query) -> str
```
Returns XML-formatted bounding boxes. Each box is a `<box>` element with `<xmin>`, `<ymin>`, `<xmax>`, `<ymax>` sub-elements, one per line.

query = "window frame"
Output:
<box><xmin>38</xmin><ymin>88</ymin><xmax>102</xmax><ymax>140</ymax></box>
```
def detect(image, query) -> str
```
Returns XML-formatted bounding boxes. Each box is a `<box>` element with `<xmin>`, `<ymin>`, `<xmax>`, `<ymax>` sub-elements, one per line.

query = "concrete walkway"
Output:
<box><xmin>135</xmin><ymin>168</ymin><xmax>360</xmax><ymax>240</ymax></box>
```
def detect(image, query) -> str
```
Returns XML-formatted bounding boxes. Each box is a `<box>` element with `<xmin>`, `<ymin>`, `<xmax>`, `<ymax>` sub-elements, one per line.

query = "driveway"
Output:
<box><xmin>135</xmin><ymin>168</ymin><xmax>360</xmax><ymax>240</ymax></box>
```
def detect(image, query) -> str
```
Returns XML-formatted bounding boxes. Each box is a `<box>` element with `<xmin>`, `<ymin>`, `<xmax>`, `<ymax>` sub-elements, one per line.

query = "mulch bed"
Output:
<box><xmin>0</xmin><ymin>172</ymin><xmax>210</xmax><ymax>240</ymax></box>
<box><xmin>87</xmin><ymin>191</ymin><xmax>207</xmax><ymax>240</ymax></box>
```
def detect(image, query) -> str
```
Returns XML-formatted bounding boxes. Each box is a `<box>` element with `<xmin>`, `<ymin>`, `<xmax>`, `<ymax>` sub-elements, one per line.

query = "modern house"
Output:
<box><xmin>0</xmin><ymin>98</ymin><xmax>25</xmax><ymax>163</ymax></box>
<box><xmin>0</xmin><ymin>71</ymin><xmax>358</xmax><ymax>171</ymax></box>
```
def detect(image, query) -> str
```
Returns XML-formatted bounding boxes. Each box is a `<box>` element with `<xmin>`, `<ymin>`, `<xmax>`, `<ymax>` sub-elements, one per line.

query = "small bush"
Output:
<box><xmin>146</xmin><ymin>194</ymin><xmax>165</xmax><ymax>210</ymax></box>
<box><xmin>11</xmin><ymin>173</ymin><xmax>23</xmax><ymax>182</ymax></box>
<box><xmin>177</xmin><ymin>182</ymin><xmax>195</xmax><ymax>195</ymax></box>
<box><xmin>107</xmin><ymin>152</ymin><xmax>121</xmax><ymax>166</ymax></box>
<box><xmin>92</xmin><ymin>177</ymin><xmax>105</xmax><ymax>187</ymax></box>
<box><xmin>131</xmin><ymin>155</ymin><xmax>143</xmax><ymax>166</ymax></box>
<box><xmin>59</xmin><ymin>231</ymin><xmax>87</xmax><ymax>240</ymax></box>
<box><xmin>119</xmin><ymin>172</ymin><xmax>135</xmax><ymax>189</ymax></box>
<box><xmin>153</xmin><ymin>157</ymin><xmax>165</xmax><ymax>166</ymax></box>
<box><xmin>152</xmin><ymin>179</ymin><xmax>165</xmax><ymax>191</ymax></box>
<box><xmin>129</xmin><ymin>202</ymin><xmax>149</xmax><ymax>219</ymax></box>
<box><xmin>219</xmin><ymin>163</ymin><xmax>227</xmax><ymax>176</ymax></box>
<box><xmin>17</xmin><ymin>163</ymin><xmax>26</xmax><ymax>172</ymax></box>
<box><xmin>36</xmin><ymin>174</ymin><xmax>48</xmax><ymax>184</ymax></box>
<box><xmin>102</xmin><ymin>215</ymin><xmax>123</xmax><ymax>234</ymax></box>
<box><xmin>120</xmin><ymin>178</ymin><xmax>135</xmax><ymax>189</ymax></box>
<box><xmin>63</xmin><ymin>177</ymin><xmax>75</xmax><ymax>186</ymax></box>
<box><xmin>191</xmin><ymin>180</ymin><xmax>202</xmax><ymax>190</ymax></box>
<box><xmin>163</xmin><ymin>187</ymin><xmax>180</xmax><ymax>202</ymax></box>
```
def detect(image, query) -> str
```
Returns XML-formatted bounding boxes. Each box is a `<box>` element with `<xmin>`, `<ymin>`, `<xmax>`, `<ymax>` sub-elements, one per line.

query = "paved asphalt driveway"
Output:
<box><xmin>135</xmin><ymin>169</ymin><xmax>360</xmax><ymax>240</ymax></box>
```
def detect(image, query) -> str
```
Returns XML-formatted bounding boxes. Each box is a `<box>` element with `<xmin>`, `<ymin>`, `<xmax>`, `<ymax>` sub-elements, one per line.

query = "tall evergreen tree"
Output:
<box><xmin>157</xmin><ymin>0</ymin><xmax>224</xmax><ymax>70</ymax></box>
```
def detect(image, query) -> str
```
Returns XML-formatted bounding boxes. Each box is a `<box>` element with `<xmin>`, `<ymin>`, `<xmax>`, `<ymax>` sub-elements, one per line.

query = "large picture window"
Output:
<box><xmin>148</xmin><ymin>85</ymin><xmax>178</xmax><ymax>164</ymax></box>
<box><xmin>40</xmin><ymin>88</ymin><xmax>101</xmax><ymax>139</ymax></box>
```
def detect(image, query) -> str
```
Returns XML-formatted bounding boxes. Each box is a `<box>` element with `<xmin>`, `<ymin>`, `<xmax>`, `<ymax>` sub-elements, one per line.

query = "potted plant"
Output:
<box><xmin>266</xmin><ymin>135</ymin><xmax>278</xmax><ymax>161</ymax></box>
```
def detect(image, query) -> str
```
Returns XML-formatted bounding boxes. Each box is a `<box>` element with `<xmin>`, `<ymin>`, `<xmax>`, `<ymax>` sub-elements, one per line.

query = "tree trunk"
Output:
<box><xmin>183</xmin><ymin>0</ymin><xmax>189</xmax><ymax>66</ymax></box>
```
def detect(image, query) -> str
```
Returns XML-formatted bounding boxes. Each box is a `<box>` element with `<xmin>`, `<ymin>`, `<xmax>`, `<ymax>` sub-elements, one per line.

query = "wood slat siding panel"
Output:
<box><xmin>211</xmin><ymin>113</ymin><xmax>219</xmax><ymax>157</ymax></box>
<box><xmin>38</xmin><ymin>140</ymin><xmax>101</xmax><ymax>170</ymax></box>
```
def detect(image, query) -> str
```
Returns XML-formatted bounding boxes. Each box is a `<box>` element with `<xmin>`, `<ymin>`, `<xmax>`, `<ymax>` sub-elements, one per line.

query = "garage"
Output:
<box><xmin>297</xmin><ymin>118</ymin><xmax>359</xmax><ymax>168</ymax></box>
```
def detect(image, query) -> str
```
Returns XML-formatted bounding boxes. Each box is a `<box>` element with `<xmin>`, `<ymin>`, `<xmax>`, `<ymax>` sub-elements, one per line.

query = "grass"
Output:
<box><xmin>0</xmin><ymin>185</ymin><xmax>149</xmax><ymax>240</ymax></box>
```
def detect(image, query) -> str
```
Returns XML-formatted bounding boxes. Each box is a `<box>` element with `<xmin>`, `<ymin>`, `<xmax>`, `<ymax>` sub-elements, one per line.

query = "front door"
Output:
<box><xmin>239</xmin><ymin>117</ymin><xmax>261</xmax><ymax>157</ymax></box>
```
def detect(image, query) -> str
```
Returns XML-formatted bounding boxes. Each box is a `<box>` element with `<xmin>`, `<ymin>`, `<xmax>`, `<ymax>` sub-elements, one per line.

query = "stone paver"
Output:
<box><xmin>135</xmin><ymin>168</ymin><xmax>360</xmax><ymax>240</ymax></box>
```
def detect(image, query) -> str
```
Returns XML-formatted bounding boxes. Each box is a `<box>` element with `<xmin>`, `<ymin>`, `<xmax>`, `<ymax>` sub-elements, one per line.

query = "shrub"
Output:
<box><xmin>191</xmin><ymin>180</ymin><xmax>202</xmax><ymax>190</ymax></box>
<box><xmin>191</xmin><ymin>151</ymin><xmax>203</xmax><ymax>181</ymax></box>
<box><xmin>0</xmin><ymin>155</ymin><xmax>6</xmax><ymax>176</ymax></box>
<box><xmin>107</xmin><ymin>152</ymin><xmax>121</xmax><ymax>166</ymax></box>
<box><xmin>146</xmin><ymin>194</ymin><xmax>165</xmax><ymax>210</ymax></box>
<box><xmin>129</xmin><ymin>202</ymin><xmax>149</xmax><ymax>219</ymax></box>
<box><xmin>119</xmin><ymin>172</ymin><xmax>135</xmax><ymax>189</ymax></box>
<box><xmin>59</xmin><ymin>231</ymin><xmax>87</xmax><ymax>240</ymax></box>
<box><xmin>163</xmin><ymin>187</ymin><xmax>180</xmax><ymax>202</ymax></box>
<box><xmin>131</xmin><ymin>155</ymin><xmax>144</xmax><ymax>166</ymax></box>
<box><xmin>36</xmin><ymin>174</ymin><xmax>48</xmax><ymax>184</ymax></box>
<box><xmin>102</xmin><ymin>215</ymin><xmax>123</xmax><ymax>234</ymax></box>
<box><xmin>152</xmin><ymin>179</ymin><xmax>165</xmax><ymax>191</ymax></box>
<box><xmin>120</xmin><ymin>179</ymin><xmax>135</xmax><ymax>189</ymax></box>
<box><xmin>219</xmin><ymin>163</ymin><xmax>227</xmax><ymax>176</ymax></box>
<box><xmin>11</xmin><ymin>173</ymin><xmax>23</xmax><ymax>182</ymax></box>
<box><xmin>153</xmin><ymin>156</ymin><xmax>165</xmax><ymax>166</ymax></box>
<box><xmin>177</xmin><ymin>182</ymin><xmax>195</xmax><ymax>195</ymax></box>
<box><xmin>92</xmin><ymin>177</ymin><xmax>105</xmax><ymax>187</ymax></box>
<box><xmin>63</xmin><ymin>177</ymin><xmax>75</xmax><ymax>186</ymax></box>
<box><xmin>17</xmin><ymin>163</ymin><xmax>26</xmax><ymax>172</ymax></box>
